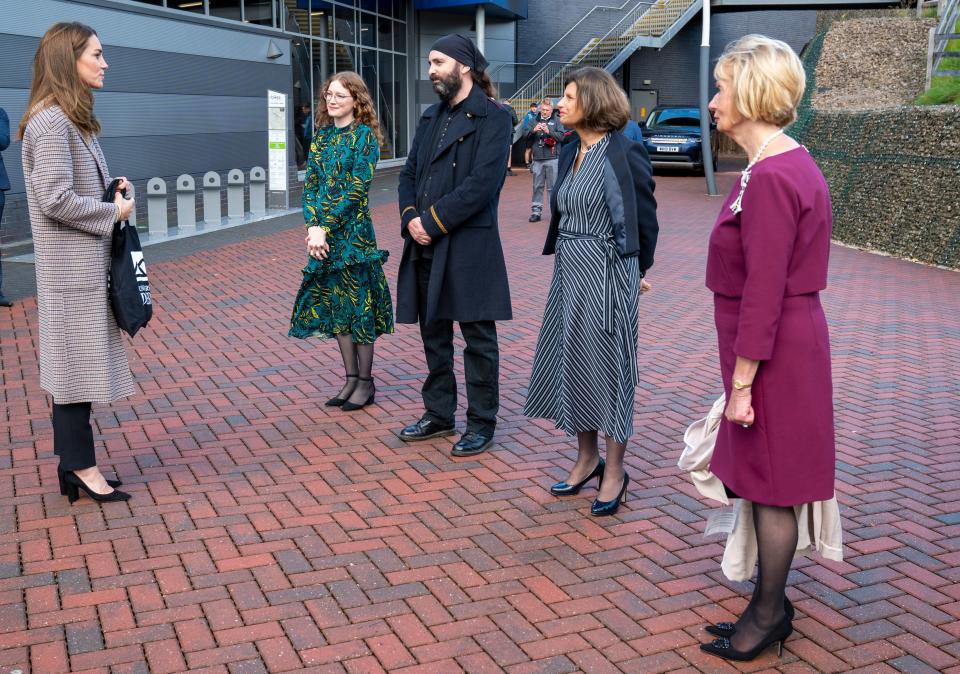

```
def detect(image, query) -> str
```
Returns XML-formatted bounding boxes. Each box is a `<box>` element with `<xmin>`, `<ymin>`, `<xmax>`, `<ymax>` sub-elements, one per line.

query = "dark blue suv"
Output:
<box><xmin>640</xmin><ymin>106</ymin><xmax>719</xmax><ymax>174</ymax></box>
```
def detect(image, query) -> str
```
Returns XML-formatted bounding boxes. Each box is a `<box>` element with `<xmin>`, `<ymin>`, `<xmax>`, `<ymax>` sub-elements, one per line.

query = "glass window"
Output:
<box><xmin>358</xmin><ymin>0</ymin><xmax>377</xmax><ymax>10</ymax></box>
<box><xmin>377</xmin><ymin>16</ymin><xmax>391</xmax><ymax>52</ymax></box>
<box><xmin>376</xmin><ymin>53</ymin><xmax>395</xmax><ymax>159</ymax></box>
<box><xmin>209</xmin><ymin>0</ymin><xmax>242</xmax><ymax>21</ymax></box>
<box><xmin>308</xmin><ymin>5</ymin><xmax>331</xmax><ymax>38</ymax></box>
<box><xmin>312</xmin><ymin>39</ymin><xmax>334</xmax><ymax>91</ymax></box>
<box><xmin>333</xmin><ymin>4</ymin><xmax>356</xmax><ymax>44</ymax></box>
<box><xmin>358</xmin><ymin>11</ymin><xmax>375</xmax><ymax>48</ymax></box>
<box><xmin>335</xmin><ymin>43</ymin><xmax>357</xmax><ymax>74</ymax></box>
<box><xmin>170</xmin><ymin>0</ymin><xmax>204</xmax><ymax>13</ymax></box>
<box><xmin>394</xmin><ymin>54</ymin><xmax>408</xmax><ymax>156</ymax></box>
<box><xmin>244</xmin><ymin>0</ymin><xmax>275</xmax><ymax>25</ymax></box>
<box><xmin>394</xmin><ymin>0</ymin><xmax>407</xmax><ymax>21</ymax></box>
<box><xmin>393</xmin><ymin>19</ymin><xmax>405</xmax><ymax>53</ymax></box>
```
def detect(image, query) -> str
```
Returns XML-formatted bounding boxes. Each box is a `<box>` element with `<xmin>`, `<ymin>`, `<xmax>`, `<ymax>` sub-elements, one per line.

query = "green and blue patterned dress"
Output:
<box><xmin>289</xmin><ymin>123</ymin><xmax>394</xmax><ymax>344</ymax></box>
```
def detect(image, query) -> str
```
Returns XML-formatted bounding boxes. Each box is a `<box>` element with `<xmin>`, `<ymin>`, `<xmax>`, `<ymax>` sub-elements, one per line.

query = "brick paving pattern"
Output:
<box><xmin>1</xmin><ymin>168</ymin><xmax>959</xmax><ymax>673</ymax></box>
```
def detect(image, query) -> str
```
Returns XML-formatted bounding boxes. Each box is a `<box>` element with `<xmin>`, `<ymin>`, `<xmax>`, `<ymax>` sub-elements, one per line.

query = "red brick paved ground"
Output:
<box><xmin>1</xmin><ymin>167</ymin><xmax>959</xmax><ymax>673</ymax></box>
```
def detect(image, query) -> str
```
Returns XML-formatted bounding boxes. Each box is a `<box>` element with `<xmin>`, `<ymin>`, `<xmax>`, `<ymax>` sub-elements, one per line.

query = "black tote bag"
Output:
<box><xmin>103</xmin><ymin>179</ymin><xmax>152</xmax><ymax>337</ymax></box>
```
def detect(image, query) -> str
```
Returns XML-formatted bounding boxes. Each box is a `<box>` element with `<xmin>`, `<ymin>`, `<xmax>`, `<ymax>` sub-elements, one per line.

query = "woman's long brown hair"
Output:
<box><xmin>19</xmin><ymin>22</ymin><xmax>101</xmax><ymax>140</ymax></box>
<box><xmin>314</xmin><ymin>71</ymin><xmax>384</xmax><ymax>147</ymax></box>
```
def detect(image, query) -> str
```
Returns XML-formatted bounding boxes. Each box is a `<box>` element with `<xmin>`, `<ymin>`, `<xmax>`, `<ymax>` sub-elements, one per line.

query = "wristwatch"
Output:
<box><xmin>732</xmin><ymin>379</ymin><xmax>752</xmax><ymax>390</ymax></box>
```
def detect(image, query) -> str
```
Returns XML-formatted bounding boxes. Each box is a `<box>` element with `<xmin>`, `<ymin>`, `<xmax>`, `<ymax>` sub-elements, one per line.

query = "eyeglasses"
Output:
<box><xmin>324</xmin><ymin>92</ymin><xmax>352</xmax><ymax>102</ymax></box>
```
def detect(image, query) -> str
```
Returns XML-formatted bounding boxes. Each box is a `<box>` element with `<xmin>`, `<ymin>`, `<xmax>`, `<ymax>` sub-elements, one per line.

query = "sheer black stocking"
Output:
<box><xmin>347</xmin><ymin>342</ymin><xmax>375</xmax><ymax>405</ymax></box>
<box><xmin>599</xmin><ymin>435</ymin><xmax>627</xmax><ymax>501</ymax></box>
<box><xmin>334</xmin><ymin>333</ymin><xmax>358</xmax><ymax>400</ymax></box>
<box><xmin>567</xmin><ymin>431</ymin><xmax>600</xmax><ymax>483</ymax></box>
<box><xmin>731</xmin><ymin>503</ymin><xmax>797</xmax><ymax>651</ymax></box>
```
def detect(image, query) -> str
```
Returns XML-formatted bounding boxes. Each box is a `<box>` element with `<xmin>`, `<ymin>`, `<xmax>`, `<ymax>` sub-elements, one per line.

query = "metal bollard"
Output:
<box><xmin>249</xmin><ymin>166</ymin><xmax>266</xmax><ymax>216</ymax></box>
<box><xmin>227</xmin><ymin>169</ymin><xmax>245</xmax><ymax>221</ymax></box>
<box><xmin>176</xmin><ymin>174</ymin><xmax>196</xmax><ymax>231</ymax></box>
<box><xmin>146</xmin><ymin>178</ymin><xmax>167</xmax><ymax>237</ymax></box>
<box><xmin>202</xmin><ymin>171</ymin><xmax>221</xmax><ymax>225</ymax></box>
<box><xmin>126</xmin><ymin>183</ymin><xmax>137</xmax><ymax>230</ymax></box>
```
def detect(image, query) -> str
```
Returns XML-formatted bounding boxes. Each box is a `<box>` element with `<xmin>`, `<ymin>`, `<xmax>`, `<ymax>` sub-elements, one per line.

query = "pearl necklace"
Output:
<box><xmin>729</xmin><ymin>128</ymin><xmax>784</xmax><ymax>215</ymax></box>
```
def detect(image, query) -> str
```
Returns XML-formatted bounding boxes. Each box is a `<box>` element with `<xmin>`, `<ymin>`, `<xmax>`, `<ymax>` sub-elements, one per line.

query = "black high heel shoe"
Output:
<box><xmin>342</xmin><ymin>377</ymin><xmax>375</xmax><ymax>411</ymax></box>
<box><xmin>60</xmin><ymin>471</ymin><xmax>131</xmax><ymax>504</ymax></box>
<box><xmin>58</xmin><ymin>467</ymin><xmax>121</xmax><ymax>495</ymax></box>
<box><xmin>705</xmin><ymin>597</ymin><xmax>795</xmax><ymax>637</ymax></box>
<box><xmin>591</xmin><ymin>472</ymin><xmax>629</xmax><ymax>516</ymax></box>
<box><xmin>326</xmin><ymin>374</ymin><xmax>359</xmax><ymax>407</ymax></box>
<box><xmin>550</xmin><ymin>458</ymin><xmax>605</xmax><ymax>496</ymax></box>
<box><xmin>700</xmin><ymin>615</ymin><xmax>793</xmax><ymax>662</ymax></box>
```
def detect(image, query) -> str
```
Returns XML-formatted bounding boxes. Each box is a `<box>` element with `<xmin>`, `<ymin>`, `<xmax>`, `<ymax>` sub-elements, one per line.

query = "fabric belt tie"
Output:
<box><xmin>557</xmin><ymin>232</ymin><xmax>621</xmax><ymax>335</ymax></box>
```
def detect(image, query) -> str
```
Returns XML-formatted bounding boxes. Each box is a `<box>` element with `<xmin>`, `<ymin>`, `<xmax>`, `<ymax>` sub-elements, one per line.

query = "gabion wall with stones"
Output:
<box><xmin>792</xmin><ymin>32</ymin><xmax>960</xmax><ymax>269</ymax></box>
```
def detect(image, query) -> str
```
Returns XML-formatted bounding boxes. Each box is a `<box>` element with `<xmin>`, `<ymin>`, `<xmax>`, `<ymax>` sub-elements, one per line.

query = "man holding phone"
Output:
<box><xmin>523</xmin><ymin>98</ymin><xmax>564</xmax><ymax>223</ymax></box>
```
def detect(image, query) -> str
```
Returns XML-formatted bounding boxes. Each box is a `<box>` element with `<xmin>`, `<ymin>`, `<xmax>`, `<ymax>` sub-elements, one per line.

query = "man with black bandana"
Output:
<box><xmin>396</xmin><ymin>34</ymin><xmax>512</xmax><ymax>457</ymax></box>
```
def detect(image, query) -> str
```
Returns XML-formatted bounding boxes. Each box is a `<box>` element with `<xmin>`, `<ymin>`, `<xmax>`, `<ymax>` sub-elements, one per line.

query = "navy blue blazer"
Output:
<box><xmin>543</xmin><ymin>130</ymin><xmax>658</xmax><ymax>274</ymax></box>
<box><xmin>0</xmin><ymin>108</ymin><xmax>10</xmax><ymax>191</ymax></box>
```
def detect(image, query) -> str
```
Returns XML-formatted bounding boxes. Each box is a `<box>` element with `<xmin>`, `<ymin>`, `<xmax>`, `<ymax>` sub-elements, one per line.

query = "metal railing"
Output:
<box><xmin>489</xmin><ymin>0</ymin><xmax>644</xmax><ymax>88</ymax></box>
<box><xmin>507</xmin><ymin>0</ymin><xmax>695</xmax><ymax>107</ymax></box>
<box><xmin>926</xmin><ymin>0</ymin><xmax>960</xmax><ymax>88</ymax></box>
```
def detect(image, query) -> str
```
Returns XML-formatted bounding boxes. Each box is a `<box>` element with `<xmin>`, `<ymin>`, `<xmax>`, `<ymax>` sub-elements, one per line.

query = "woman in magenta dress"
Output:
<box><xmin>700</xmin><ymin>35</ymin><xmax>836</xmax><ymax>662</ymax></box>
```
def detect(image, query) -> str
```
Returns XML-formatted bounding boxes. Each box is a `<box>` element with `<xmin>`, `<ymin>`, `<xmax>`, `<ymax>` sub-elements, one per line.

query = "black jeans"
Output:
<box><xmin>416</xmin><ymin>260</ymin><xmax>499</xmax><ymax>435</ymax></box>
<box><xmin>52</xmin><ymin>402</ymin><xmax>96</xmax><ymax>471</ymax></box>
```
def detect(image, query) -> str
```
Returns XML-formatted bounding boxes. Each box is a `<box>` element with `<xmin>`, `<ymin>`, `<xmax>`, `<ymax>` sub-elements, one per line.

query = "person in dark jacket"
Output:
<box><xmin>524</xmin><ymin>67</ymin><xmax>659</xmax><ymax>517</ymax></box>
<box><xmin>396</xmin><ymin>34</ymin><xmax>513</xmax><ymax>457</ymax></box>
<box><xmin>524</xmin><ymin>99</ymin><xmax>565</xmax><ymax>222</ymax></box>
<box><xmin>500</xmin><ymin>99</ymin><xmax>519</xmax><ymax>176</ymax></box>
<box><xmin>0</xmin><ymin>108</ymin><xmax>12</xmax><ymax>307</ymax></box>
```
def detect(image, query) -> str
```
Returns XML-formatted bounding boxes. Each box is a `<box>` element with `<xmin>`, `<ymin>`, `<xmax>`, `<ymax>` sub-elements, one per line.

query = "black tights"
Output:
<box><xmin>732</xmin><ymin>502</ymin><xmax>798</xmax><ymax>650</ymax></box>
<box><xmin>334</xmin><ymin>334</ymin><xmax>375</xmax><ymax>404</ymax></box>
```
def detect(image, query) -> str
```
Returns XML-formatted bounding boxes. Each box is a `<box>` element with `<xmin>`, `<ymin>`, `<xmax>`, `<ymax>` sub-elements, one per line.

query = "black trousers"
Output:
<box><xmin>0</xmin><ymin>191</ymin><xmax>5</xmax><ymax>291</ymax></box>
<box><xmin>52</xmin><ymin>402</ymin><xmax>96</xmax><ymax>471</ymax></box>
<box><xmin>416</xmin><ymin>260</ymin><xmax>500</xmax><ymax>435</ymax></box>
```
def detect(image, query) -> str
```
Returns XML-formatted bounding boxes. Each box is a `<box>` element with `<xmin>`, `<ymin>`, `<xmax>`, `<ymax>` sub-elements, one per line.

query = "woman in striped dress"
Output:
<box><xmin>524</xmin><ymin>67</ymin><xmax>658</xmax><ymax>517</ymax></box>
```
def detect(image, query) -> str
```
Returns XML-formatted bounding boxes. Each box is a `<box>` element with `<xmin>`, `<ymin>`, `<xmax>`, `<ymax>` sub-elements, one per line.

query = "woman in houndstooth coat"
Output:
<box><xmin>20</xmin><ymin>22</ymin><xmax>136</xmax><ymax>503</ymax></box>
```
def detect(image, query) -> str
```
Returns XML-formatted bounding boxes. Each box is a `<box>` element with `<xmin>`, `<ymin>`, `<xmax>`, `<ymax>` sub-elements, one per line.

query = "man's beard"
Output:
<box><xmin>431</xmin><ymin>68</ymin><xmax>462</xmax><ymax>103</ymax></box>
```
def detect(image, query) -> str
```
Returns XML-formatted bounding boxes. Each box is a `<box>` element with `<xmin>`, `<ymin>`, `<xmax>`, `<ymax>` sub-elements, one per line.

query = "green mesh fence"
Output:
<box><xmin>792</xmin><ymin>32</ymin><xmax>960</xmax><ymax>269</ymax></box>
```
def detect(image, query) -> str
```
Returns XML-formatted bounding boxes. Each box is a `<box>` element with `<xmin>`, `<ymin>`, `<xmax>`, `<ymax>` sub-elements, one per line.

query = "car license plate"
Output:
<box><xmin>656</xmin><ymin>146</ymin><xmax>680</xmax><ymax>153</ymax></box>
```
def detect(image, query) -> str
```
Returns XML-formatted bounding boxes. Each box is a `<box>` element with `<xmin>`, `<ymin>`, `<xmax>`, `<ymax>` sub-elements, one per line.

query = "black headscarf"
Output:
<box><xmin>430</xmin><ymin>33</ymin><xmax>489</xmax><ymax>73</ymax></box>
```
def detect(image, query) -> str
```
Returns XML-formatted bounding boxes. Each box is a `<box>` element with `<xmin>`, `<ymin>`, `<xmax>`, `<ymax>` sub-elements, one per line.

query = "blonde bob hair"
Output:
<box><xmin>714</xmin><ymin>35</ymin><xmax>806</xmax><ymax>127</ymax></box>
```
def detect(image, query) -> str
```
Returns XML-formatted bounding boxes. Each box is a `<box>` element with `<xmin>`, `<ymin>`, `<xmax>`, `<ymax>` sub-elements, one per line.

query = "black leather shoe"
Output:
<box><xmin>700</xmin><ymin>616</ymin><xmax>793</xmax><ymax>662</ymax></box>
<box><xmin>325</xmin><ymin>374</ymin><xmax>358</xmax><ymax>407</ymax></box>
<box><xmin>61</xmin><ymin>471</ymin><xmax>131</xmax><ymax>504</ymax></box>
<box><xmin>528</xmin><ymin>213</ymin><xmax>541</xmax><ymax>222</ymax></box>
<box><xmin>550</xmin><ymin>458</ymin><xmax>604</xmax><ymax>496</ymax></box>
<box><xmin>705</xmin><ymin>598</ymin><xmax>795</xmax><ymax>637</ymax></box>
<box><xmin>506</xmin><ymin>169</ymin><xmax>516</xmax><ymax>176</ymax></box>
<box><xmin>58</xmin><ymin>467</ymin><xmax>120</xmax><ymax>495</ymax></box>
<box><xmin>451</xmin><ymin>431</ymin><xmax>493</xmax><ymax>457</ymax></box>
<box><xmin>591</xmin><ymin>472</ymin><xmax>629</xmax><ymax>516</ymax></box>
<box><xmin>399</xmin><ymin>418</ymin><xmax>455</xmax><ymax>442</ymax></box>
<box><xmin>341</xmin><ymin>377</ymin><xmax>375</xmax><ymax>411</ymax></box>
<box><xmin>0</xmin><ymin>294</ymin><xmax>12</xmax><ymax>307</ymax></box>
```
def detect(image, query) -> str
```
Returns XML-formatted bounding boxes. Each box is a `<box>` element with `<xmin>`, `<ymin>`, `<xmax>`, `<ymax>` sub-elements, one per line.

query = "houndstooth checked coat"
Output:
<box><xmin>21</xmin><ymin>106</ymin><xmax>134</xmax><ymax>404</ymax></box>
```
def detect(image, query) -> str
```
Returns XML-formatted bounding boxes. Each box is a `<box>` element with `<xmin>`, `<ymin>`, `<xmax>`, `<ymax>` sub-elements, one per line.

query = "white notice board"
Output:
<box><xmin>267</xmin><ymin>90</ymin><xmax>288</xmax><ymax>192</ymax></box>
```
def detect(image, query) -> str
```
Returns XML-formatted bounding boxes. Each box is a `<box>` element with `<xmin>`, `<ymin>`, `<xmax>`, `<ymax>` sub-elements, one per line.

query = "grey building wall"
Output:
<box><xmin>415</xmin><ymin>10</ymin><xmax>516</xmax><ymax>111</ymax></box>
<box><xmin>626</xmin><ymin>9</ymin><xmax>817</xmax><ymax>112</ymax></box>
<box><xmin>0</xmin><ymin>0</ymin><xmax>294</xmax><ymax>246</ymax></box>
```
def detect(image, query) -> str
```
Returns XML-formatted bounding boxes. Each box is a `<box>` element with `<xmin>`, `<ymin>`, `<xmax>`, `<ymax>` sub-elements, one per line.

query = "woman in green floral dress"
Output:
<box><xmin>289</xmin><ymin>72</ymin><xmax>394</xmax><ymax>411</ymax></box>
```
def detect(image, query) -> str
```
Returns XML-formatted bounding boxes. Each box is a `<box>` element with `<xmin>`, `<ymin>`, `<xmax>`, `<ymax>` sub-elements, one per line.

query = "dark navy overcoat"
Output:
<box><xmin>396</xmin><ymin>84</ymin><xmax>513</xmax><ymax>324</ymax></box>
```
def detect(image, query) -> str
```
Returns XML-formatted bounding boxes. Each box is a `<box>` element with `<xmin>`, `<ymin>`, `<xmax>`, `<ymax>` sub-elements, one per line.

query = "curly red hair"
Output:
<box><xmin>314</xmin><ymin>71</ymin><xmax>385</xmax><ymax>147</ymax></box>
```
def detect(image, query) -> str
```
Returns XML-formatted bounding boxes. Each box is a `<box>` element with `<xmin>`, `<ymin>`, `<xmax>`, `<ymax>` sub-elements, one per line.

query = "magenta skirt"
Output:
<box><xmin>711</xmin><ymin>293</ymin><xmax>836</xmax><ymax>506</ymax></box>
